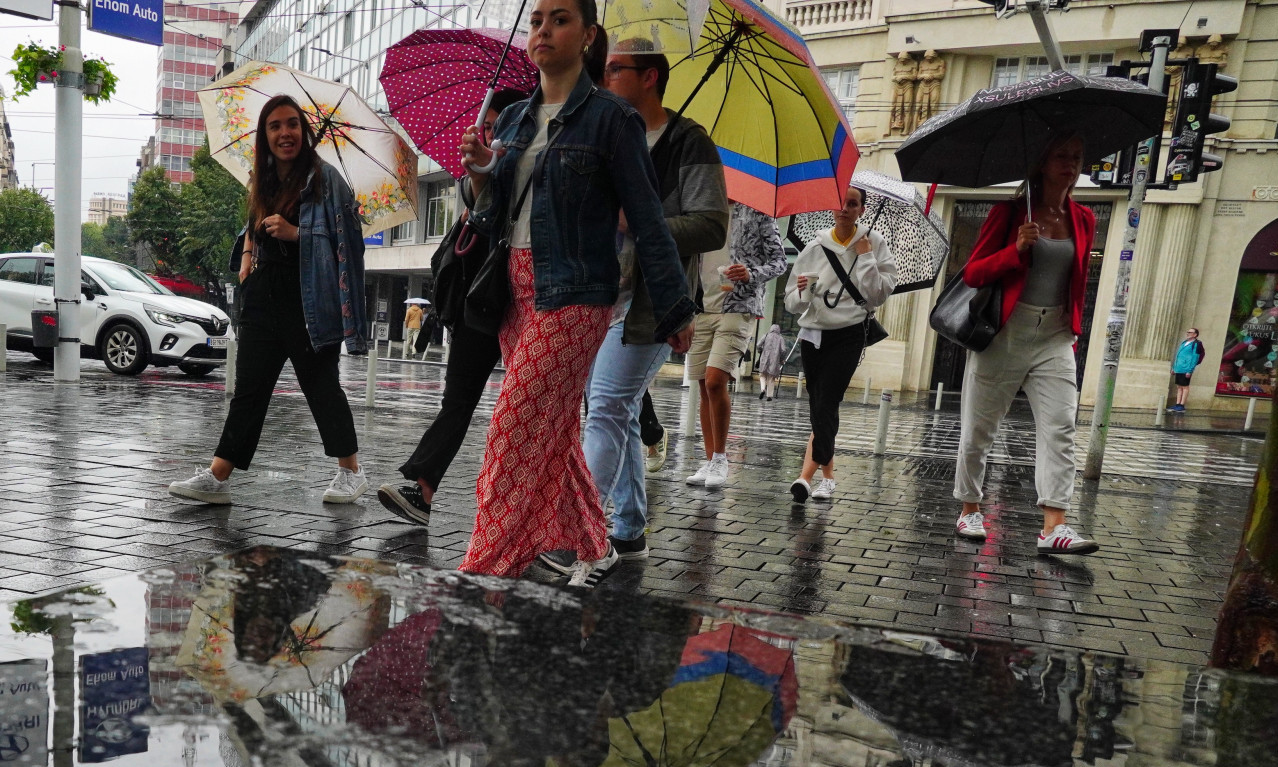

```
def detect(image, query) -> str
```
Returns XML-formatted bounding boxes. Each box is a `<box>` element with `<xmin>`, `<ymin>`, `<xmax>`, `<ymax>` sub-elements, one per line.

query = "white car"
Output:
<box><xmin>0</xmin><ymin>252</ymin><xmax>232</xmax><ymax>376</ymax></box>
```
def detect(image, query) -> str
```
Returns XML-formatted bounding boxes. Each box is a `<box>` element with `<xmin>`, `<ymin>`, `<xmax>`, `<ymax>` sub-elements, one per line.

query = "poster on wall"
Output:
<box><xmin>1220</xmin><ymin>220</ymin><xmax>1278</xmax><ymax>398</ymax></box>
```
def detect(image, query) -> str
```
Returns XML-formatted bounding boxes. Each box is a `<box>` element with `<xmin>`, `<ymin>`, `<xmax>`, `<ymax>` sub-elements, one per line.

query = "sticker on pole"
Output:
<box><xmin>89</xmin><ymin>0</ymin><xmax>163</xmax><ymax>46</ymax></box>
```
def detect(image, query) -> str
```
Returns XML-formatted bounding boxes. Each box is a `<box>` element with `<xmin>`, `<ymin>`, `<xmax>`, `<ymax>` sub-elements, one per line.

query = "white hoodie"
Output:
<box><xmin>784</xmin><ymin>226</ymin><xmax>897</xmax><ymax>332</ymax></box>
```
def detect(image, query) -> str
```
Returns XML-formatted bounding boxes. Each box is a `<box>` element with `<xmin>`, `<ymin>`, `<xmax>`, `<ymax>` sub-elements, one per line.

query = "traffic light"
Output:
<box><xmin>1164</xmin><ymin>59</ymin><xmax>1237</xmax><ymax>185</ymax></box>
<box><xmin>975</xmin><ymin>0</ymin><xmax>1016</xmax><ymax>19</ymax></box>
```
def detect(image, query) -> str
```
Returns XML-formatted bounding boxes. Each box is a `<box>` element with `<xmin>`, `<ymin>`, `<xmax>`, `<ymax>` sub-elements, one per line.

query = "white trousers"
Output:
<box><xmin>404</xmin><ymin>327</ymin><xmax>420</xmax><ymax>358</ymax></box>
<box><xmin>953</xmin><ymin>302</ymin><xmax>1078</xmax><ymax>511</ymax></box>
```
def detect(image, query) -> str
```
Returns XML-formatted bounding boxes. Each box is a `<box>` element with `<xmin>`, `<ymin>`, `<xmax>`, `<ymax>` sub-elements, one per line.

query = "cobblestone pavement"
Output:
<box><xmin>0</xmin><ymin>350</ymin><xmax>1260</xmax><ymax>665</ymax></box>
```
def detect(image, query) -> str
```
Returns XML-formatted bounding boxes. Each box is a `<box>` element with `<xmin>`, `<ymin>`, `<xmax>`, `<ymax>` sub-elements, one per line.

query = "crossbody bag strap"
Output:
<box><xmin>820</xmin><ymin>245</ymin><xmax>869</xmax><ymax>308</ymax></box>
<box><xmin>501</xmin><ymin>123</ymin><xmax>565</xmax><ymax>244</ymax></box>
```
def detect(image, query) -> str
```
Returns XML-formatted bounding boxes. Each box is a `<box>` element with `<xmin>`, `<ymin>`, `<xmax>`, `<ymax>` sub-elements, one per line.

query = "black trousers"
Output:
<box><xmin>800</xmin><ymin>323</ymin><xmax>866</xmax><ymax>466</ymax></box>
<box><xmin>215</xmin><ymin>262</ymin><xmax>358</xmax><ymax>470</ymax></box>
<box><xmin>639</xmin><ymin>389</ymin><xmax>664</xmax><ymax>447</ymax></box>
<box><xmin>398</xmin><ymin>320</ymin><xmax>502</xmax><ymax>490</ymax></box>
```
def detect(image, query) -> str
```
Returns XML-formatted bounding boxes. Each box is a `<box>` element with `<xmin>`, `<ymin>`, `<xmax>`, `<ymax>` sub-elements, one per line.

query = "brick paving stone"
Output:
<box><xmin>0</xmin><ymin>351</ymin><xmax>1261</xmax><ymax>666</ymax></box>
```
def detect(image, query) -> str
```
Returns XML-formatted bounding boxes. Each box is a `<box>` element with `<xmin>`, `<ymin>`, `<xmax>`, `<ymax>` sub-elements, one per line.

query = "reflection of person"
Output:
<box><xmin>783</xmin><ymin>186</ymin><xmax>896</xmax><ymax>503</ymax></box>
<box><xmin>378</xmin><ymin>89</ymin><xmax>528</xmax><ymax>526</ymax></box>
<box><xmin>685</xmin><ymin>203</ymin><xmax>787</xmax><ymax>489</ymax></box>
<box><xmin>457</xmin><ymin>0</ymin><xmax>695</xmax><ymax>586</ymax></box>
<box><xmin>1167</xmin><ymin>327</ymin><xmax>1205</xmax><ymax>413</ymax></box>
<box><xmin>403</xmin><ymin>302</ymin><xmax>424</xmax><ymax>359</ymax></box>
<box><xmin>231</xmin><ymin>548</ymin><xmax>333</xmax><ymax>664</ymax></box>
<box><xmin>952</xmin><ymin>131</ymin><xmax>1099</xmax><ymax>554</ymax></box>
<box><xmin>169</xmin><ymin>95</ymin><xmax>369</xmax><ymax>506</ymax></box>
<box><xmin>756</xmin><ymin>324</ymin><xmax>786</xmax><ymax>401</ymax></box>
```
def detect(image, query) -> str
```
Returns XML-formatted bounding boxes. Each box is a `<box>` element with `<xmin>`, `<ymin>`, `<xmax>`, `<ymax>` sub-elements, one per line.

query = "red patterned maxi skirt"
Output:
<box><xmin>460</xmin><ymin>247</ymin><xmax>612</xmax><ymax>577</ymax></box>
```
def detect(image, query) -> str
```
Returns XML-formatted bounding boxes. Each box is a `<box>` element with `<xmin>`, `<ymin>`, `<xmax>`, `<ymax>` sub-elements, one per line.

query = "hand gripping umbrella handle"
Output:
<box><xmin>468</xmin><ymin>88</ymin><xmax>503</xmax><ymax>175</ymax></box>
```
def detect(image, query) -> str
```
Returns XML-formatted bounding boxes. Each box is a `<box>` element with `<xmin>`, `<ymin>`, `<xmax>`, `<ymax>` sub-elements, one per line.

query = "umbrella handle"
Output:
<box><xmin>455</xmin><ymin>223</ymin><xmax>479</xmax><ymax>255</ymax></box>
<box><xmin>467</xmin><ymin>88</ymin><xmax>503</xmax><ymax>175</ymax></box>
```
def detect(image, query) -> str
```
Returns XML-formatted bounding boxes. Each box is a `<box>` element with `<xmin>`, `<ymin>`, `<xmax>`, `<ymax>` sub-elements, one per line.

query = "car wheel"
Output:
<box><xmin>31</xmin><ymin>347</ymin><xmax>53</xmax><ymax>364</ymax></box>
<box><xmin>179</xmin><ymin>362</ymin><xmax>215</xmax><ymax>378</ymax></box>
<box><xmin>100</xmin><ymin>323</ymin><xmax>148</xmax><ymax>375</ymax></box>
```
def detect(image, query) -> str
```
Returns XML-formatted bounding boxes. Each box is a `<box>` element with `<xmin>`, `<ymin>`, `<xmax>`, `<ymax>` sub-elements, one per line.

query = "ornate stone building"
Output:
<box><xmin>757</xmin><ymin>0</ymin><xmax>1278</xmax><ymax>414</ymax></box>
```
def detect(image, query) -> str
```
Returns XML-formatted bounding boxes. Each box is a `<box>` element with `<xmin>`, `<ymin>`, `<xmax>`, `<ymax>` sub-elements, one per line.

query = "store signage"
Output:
<box><xmin>0</xmin><ymin>0</ymin><xmax>52</xmax><ymax>20</ymax></box>
<box><xmin>88</xmin><ymin>0</ymin><xmax>163</xmax><ymax>46</ymax></box>
<box><xmin>0</xmin><ymin>660</ymin><xmax>49</xmax><ymax>766</ymax></box>
<box><xmin>79</xmin><ymin>648</ymin><xmax>151</xmax><ymax>763</ymax></box>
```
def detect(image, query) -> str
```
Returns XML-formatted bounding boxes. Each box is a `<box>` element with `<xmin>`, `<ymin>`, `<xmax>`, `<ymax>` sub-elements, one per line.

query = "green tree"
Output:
<box><xmin>0</xmin><ymin>187</ymin><xmax>54</xmax><ymax>252</ymax></box>
<box><xmin>83</xmin><ymin>220</ymin><xmax>133</xmax><ymax>263</ymax></box>
<box><xmin>177</xmin><ymin>141</ymin><xmax>246</xmax><ymax>295</ymax></box>
<box><xmin>127</xmin><ymin>165</ymin><xmax>180</xmax><ymax>273</ymax></box>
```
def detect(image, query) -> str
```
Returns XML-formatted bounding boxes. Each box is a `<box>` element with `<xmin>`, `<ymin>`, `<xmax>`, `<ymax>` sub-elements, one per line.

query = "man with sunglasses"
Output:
<box><xmin>539</xmin><ymin>38</ymin><xmax>729</xmax><ymax>576</ymax></box>
<box><xmin>1169</xmin><ymin>327</ymin><xmax>1206</xmax><ymax>413</ymax></box>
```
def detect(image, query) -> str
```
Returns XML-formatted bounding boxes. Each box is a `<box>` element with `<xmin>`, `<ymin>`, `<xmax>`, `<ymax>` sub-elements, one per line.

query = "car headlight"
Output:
<box><xmin>145</xmin><ymin>304</ymin><xmax>188</xmax><ymax>327</ymax></box>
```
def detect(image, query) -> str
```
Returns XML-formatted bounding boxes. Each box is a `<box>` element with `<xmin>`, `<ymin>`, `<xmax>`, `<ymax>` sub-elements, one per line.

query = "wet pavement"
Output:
<box><xmin>0</xmin><ymin>350</ymin><xmax>1263</xmax><ymax>669</ymax></box>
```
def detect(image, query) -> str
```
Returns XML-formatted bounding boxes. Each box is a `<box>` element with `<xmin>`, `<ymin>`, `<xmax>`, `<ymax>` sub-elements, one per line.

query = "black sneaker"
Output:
<box><xmin>536</xmin><ymin>549</ymin><xmax>578</xmax><ymax>576</ymax></box>
<box><xmin>608</xmin><ymin>534</ymin><xmax>649</xmax><ymax>560</ymax></box>
<box><xmin>789</xmin><ymin>477</ymin><xmax>810</xmax><ymax>503</ymax></box>
<box><xmin>377</xmin><ymin>484</ymin><xmax>431</xmax><ymax>526</ymax></box>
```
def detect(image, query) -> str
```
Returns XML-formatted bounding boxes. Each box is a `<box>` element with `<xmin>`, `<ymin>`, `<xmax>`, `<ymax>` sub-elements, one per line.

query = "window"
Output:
<box><xmin>1023</xmin><ymin>55</ymin><xmax>1050</xmax><ymax>80</ymax></box>
<box><xmin>993</xmin><ymin>57</ymin><xmax>1020</xmax><ymax>88</ymax></box>
<box><xmin>343</xmin><ymin>12</ymin><xmax>354</xmax><ymax>47</ymax></box>
<box><xmin>1062</xmin><ymin>54</ymin><xmax>1083</xmax><ymax>75</ymax></box>
<box><xmin>993</xmin><ymin>53</ymin><xmax>1115</xmax><ymax>86</ymax></box>
<box><xmin>391</xmin><ymin>220</ymin><xmax>416</xmax><ymax>244</ymax></box>
<box><xmin>0</xmin><ymin>257</ymin><xmax>38</xmax><ymax>284</ymax></box>
<box><xmin>37</xmin><ymin>260</ymin><xmax>53</xmax><ymax>287</ymax></box>
<box><xmin>1085</xmin><ymin>53</ymin><xmax>1114</xmax><ymax>77</ymax></box>
<box><xmin>297</xmin><ymin>45</ymin><xmax>307</xmax><ymax>71</ymax></box>
<box><xmin>822</xmin><ymin>67</ymin><xmax>859</xmax><ymax>123</ymax></box>
<box><xmin>424</xmin><ymin>181</ymin><xmax>454</xmax><ymax>239</ymax></box>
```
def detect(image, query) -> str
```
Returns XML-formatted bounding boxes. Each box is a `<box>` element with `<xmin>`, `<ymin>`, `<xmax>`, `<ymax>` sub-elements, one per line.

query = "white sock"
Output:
<box><xmin>712</xmin><ymin>452</ymin><xmax>727</xmax><ymax>462</ymax></box>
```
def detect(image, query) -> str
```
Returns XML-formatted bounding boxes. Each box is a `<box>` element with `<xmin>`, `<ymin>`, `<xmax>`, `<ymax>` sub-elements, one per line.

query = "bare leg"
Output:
<box><xmin>416</xmin><ymin>477</ymin><xmax>435</xmax><ymax>504</ymax></box>
<box><xmin>799</xmin><ymin>434</ymin><xmax>835</xmax><ymax>483</ymax></box>
<box><xmin>210</xmin><ymin>457</ymin><xmax>234</xmax><ymax>482</ymax></box>
<box><xmin>697</xmin><ymin>379</ymin><xmax>713</xmax><ymax>458</ymax></box>
<box><xmin>704</xmin><ymin>366</ymin><xmax>733</xmax><ymax>455</ymax></box>
<box><xmin>1041</xmin><ymin>504</ymin><xmax>1066</xmax><ymax>535</ymax></box>
<box><xmin>338</xmin><ymin>454</ymin><xmax>360</xmax><ymax>472</ymax></box>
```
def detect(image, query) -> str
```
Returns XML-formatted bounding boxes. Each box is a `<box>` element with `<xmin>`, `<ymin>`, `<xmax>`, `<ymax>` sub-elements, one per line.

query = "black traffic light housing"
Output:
<box><xmin>974</xmin><ymin>0</ymin><xmax>1016</xmax><ymax>18</ymax></box>
<box><xmin>1164</xmin><ymin>59</ymin><xmax>1237</xmax><ymax>185</ymax></box>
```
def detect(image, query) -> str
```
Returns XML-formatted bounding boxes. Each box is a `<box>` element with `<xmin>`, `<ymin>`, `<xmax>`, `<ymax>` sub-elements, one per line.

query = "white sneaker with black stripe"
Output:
<box><xmin>1037</xmin><ymin>524</ymin><xmax>1099</xmax><ymax>555</ymax></box>
<box><xmin>567</xmin><ymin>544</ymin><xmax>619</xmax><ymax>588</ymax></box>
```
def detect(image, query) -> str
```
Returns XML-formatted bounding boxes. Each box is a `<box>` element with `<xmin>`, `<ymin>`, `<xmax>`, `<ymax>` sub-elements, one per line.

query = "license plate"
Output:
<box><xmin>207</xmin><ymin>337</ymin><xmax>229</xmax><ymax>349</ymax></box>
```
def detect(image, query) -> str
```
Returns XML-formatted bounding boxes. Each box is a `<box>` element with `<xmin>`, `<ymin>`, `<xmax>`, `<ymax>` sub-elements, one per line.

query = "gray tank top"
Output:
<box><xmin>1019</xmin><ymin>236</ymin><xmax>1074</xmax><ymax>307</ymax></box>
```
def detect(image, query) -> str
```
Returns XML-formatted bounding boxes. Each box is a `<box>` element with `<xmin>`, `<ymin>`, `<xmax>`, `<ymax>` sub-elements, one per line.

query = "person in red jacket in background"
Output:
<box><xmin>952</xmin><ymin>131</ymin><xmax>1100</xmax><ymax>555</ymax></box>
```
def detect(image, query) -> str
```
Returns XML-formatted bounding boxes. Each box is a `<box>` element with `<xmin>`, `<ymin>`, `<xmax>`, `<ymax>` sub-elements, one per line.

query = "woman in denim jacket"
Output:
<box><xmin>457</xmin><ymin>0</ymin><xmax>696</xmax><ymax>587</ymax></box>
<box><xmin>170</xmin><ymin>95</ymin><xmax>369</xmax><ymax>507</ymax></box>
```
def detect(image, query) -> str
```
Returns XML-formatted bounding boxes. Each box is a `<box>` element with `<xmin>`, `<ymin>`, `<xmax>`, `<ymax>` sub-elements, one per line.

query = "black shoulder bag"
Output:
<box><xmin>928</xmin><ymin>217</ymin><xmax>1013</xmax><ymax>352</ymax></box>
<box><xmin>820</xmin><ymin>245</ymin><xmax>889</xmax><ymax>347</ymax></box>
<box><xmin>464</xmin><ymin>123</ymin><xmax>564</xmax><ymax>337</ymax></box>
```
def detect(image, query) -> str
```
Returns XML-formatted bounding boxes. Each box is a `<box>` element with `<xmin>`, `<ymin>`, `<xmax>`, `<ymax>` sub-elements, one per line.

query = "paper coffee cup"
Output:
<box><xmin>799</xmin><ymin>272</ymin><xmax>820</xmax><ymax>295</ymax></box>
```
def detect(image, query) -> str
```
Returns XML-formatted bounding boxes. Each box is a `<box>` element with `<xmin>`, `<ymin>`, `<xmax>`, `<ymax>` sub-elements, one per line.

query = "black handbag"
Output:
<box><xmin>929</xmin><ymin>268</ymin><xmax>1002</xmax><ymax>352</ymax></box>
<box><xmin>820</xmin><ymin>245</ymin><xmax>888</xmax><ymax>347</ymax></box>
<box><xmin>465</xmin><ymin>124</ymin><xmax>563</xmax><ymax>337</ymax></box>
<box><xmin>430</xmin><ymin>215</ymin><xmax>482</xmax><ymax>332</ymax></box>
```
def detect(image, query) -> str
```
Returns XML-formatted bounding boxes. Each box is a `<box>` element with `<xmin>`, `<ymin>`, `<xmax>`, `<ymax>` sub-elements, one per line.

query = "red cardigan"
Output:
<box><xmin>962</xmin><ymin>198</ymin><xmax>1097</xmax><ymax>337</ymax></box>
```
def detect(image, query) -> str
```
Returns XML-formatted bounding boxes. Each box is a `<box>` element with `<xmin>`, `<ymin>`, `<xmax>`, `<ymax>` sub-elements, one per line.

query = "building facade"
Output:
<box><xmin>88</xmin><ymin>193</ymin><xmax>129</xmax><ymax>225</ymax></box>
<box><xmin>0</xmin><ymin>90</ymin><xmax>17</xmax><ymax>191</ymax></box>
<box><xmin>753</xmin><ymin>0</ymin><xmax>1278</xmax><ymax>414</ymax></box>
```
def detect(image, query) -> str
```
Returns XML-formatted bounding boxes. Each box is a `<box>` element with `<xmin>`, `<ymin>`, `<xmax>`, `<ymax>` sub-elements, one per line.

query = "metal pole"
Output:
<box><xmin>934</xmin><ymin>382</ymin><xmax>944</xmax><ymax>410</ymax></box>
<box><xmin>0</xmin><ymin>324</ymin><xmax>5</xmax><ymax>373</ymax></box>
<box><xmin>682</xmin><ymin>376</ymin><xmax>700</xmax><ymax>436</ymax></box>
<box><xmin>1025</xmin><ymin>0</ymin><xmax>1066</xmax><ymax>71</ymax></box>
<box><xmin>53</xmin><ymin>0</ymin><xmax>83</xmax><ymax>382</ymax></box>
<box><xmin>1083</xmin><ymin>34</ymin><xmax>1172</xmax><ymax>480</ymax></box>
<box><xmin>862</xmin><ymin>376</ymin><xmax>872</xmax><ymax>405</ymax></box>
<box><xmin>1245</xmin><ymin>397</ymin><xmax>1258</xmax><ymax>431</ymax></box>
<box><xmin>795</xmin><ymin>371</ymin><xmax>803</xmax><ymax>398</ymax></box>
<box><xmin>874</xmin><ymin>389</ymin><xmax>892</xmax><ymax>456</ymax></box>
<box><xmin>224</xmin><ymin>339</ymin><xmax>237</xmax><ymax>397</ymax></box>
<box><xmin>1154</xmin><ymin>393</ymin><xmax>1166</xmax><ymax>427</ymax></box>
<box><xmin>365</xmin><ymin>348</ymin><xmax>377</xmax><ymax>407</ymax></box>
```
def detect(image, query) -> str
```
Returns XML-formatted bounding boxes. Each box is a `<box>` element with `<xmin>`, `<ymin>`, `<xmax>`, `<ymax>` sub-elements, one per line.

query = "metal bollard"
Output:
<box><xmin>862</xmin><ymin>376</ymin><xmax>872</xmax><ymax>405</ymax></box>
<box><xmin>1154</xmin><ymin>393</ymin><xmax>1166</xmax><ymax>428</ymax></box>
<box><xmin>365</xmin><ymin>348</ymin><xmax>377</xmax><ymax>407</ymax></box>
<box><xmin>0</xmin><ymin>323</ymin><xmax>5</xmax><ymax>373</ymax></box>
<box><xmin>682</xmin><ymin>379</ymin><xmax>700</xmax><ymax>436</ymax></box>
<box><xmin>1245</xmin><ymin>397</ymin><xmax>1258</xmax><ymax>431</ymax></box>
<box><xmin>874</xmin><ymin>389</ymin><xmax>892</xmax><ymax>456</ymax></box>
<box><xmin>224</xmin><ymin>339</ymin><xmax>237</xmax><ymax>397</ymax></box>
<box><xmin>795</xmin><ymin>372</ymin><xmax>804</xmax><ymax>398</ymax></box>
<box><xmin>934</xmin><ymin>382</ymin><xmax>944</xmax><ymax>411</ymax></box>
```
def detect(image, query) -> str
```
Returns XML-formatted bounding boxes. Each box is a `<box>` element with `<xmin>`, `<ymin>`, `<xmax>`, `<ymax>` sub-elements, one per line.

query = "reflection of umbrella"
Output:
<box><xmin>894</xmin><ymin>69</ymin><xmax>1165</xmax><ymax>188</ymax></box>
<box><xmin>786</xmin><ymin>169</ymin><xmax>949</xmax><ymax>293</ymax></box>
<box><xmin>176</xmin><ymin>550</ymin><xmax>389</xmax><ymax>704</ymax></box>
<box><xmin>404</xmin><ymin>297</ymin><xmax>431</xmax><ymax>305</ymax></box>
<box><xmin>380</xmin><ymin>29</ymin><xmax>539</xmax><ymax>180</ymax></box>
<box><xmin>197</xmin><ymin>61</ymin><xmax>420</xmax><ymax>236</ymax></box>
<box><xmin>664</xmin><ymin>0</ymin><xmax>858</xmax><ymax>217</ymax></box>
<box><xmin>601</xmin><ymin>0</ymin><xmax>710</xmax><ymax>55</ymax></box>
<box><xmin>603</xmin><ymin>623</ymin><xmax>797</xmax><ymax>766</ymax></box>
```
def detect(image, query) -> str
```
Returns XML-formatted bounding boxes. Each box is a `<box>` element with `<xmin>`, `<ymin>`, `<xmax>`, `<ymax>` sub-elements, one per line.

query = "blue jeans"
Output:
<box><xmin>583</xmin><ymin>322</ymin><xmax>671</xmax><ymax>541</ymax></box>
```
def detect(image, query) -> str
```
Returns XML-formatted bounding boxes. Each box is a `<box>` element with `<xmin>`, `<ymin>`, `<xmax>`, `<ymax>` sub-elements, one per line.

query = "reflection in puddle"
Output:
<box><xmin>0</xmin><ymin>546</ymin><xmax>1273</xmax><ymax>766</ymax></box>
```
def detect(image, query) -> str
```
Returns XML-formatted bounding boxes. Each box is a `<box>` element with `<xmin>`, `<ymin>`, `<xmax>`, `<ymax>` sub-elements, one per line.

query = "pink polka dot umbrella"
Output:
<box><xmin>380</xmin><ymin>28</ymin><xmax>539</xmax><ymax>179</ymax></box>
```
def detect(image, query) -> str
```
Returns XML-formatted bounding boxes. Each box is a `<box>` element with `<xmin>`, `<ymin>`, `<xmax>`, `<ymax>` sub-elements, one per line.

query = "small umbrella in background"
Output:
<box><xmin>380</xmin><ymin>28</ymin><xmax>539</xmax><ymax>179</ymax></box>
<box><xmin>404</xmin><ymin>297</ymin><xmax>431</xmax><ymax>305</ymax></box>
<box><xmin>603</xmin><ymin>623</ymin><xmax>797</xmax><ymax>766</ymax></box>
<box><xmin>786</xmin><ymin>169</ymin><xmax>949</xmax><ymax>294</ymax></box>
<box><xmin>197</xmin><ymin>61</ymin><xmax>420</xmax><ymax>236</ymax></box>
<box><xmin>894</xmin><ymin>69</ymin><xmax>1165</xmax><ymax>193</ymax></box>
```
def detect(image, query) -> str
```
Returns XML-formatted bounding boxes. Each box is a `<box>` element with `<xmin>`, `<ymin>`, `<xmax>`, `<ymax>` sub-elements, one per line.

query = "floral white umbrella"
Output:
<box><xmin>197</xmin><ymin>61</ymin><xmax>419</xmax><ymax>237</ymax></box>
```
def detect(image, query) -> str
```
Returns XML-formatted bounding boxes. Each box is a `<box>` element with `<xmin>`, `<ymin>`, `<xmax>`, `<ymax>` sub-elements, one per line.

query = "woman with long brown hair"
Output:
<box><xmin>170</xmin><ymin>95</ymin><xmax>370</xmax><ymax>506</ymax></box>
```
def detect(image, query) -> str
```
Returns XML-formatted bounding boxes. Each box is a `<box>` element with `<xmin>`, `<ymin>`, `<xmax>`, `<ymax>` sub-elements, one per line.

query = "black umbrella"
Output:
<box><xmin>894</xmin><ymin>69</ymin><xmax>1165</xmax><ymax>190</ymax></box>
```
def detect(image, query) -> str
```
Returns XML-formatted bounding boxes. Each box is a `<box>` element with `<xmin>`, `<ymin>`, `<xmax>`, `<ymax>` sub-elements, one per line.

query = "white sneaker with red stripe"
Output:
<box><xmin>955</xmin><ymin>512</ymin><xmax>987</xmax><ymax>541</ymax></box>
<box><xmin>1037</xmin><ymin>524</ymin><xmax>1099</xmax><ymax>555</ymax></box>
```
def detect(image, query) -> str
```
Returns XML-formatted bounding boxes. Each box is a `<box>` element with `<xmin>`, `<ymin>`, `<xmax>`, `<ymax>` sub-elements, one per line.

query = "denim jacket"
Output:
<box><xmin>463</xmin><ymin>69</ymin><xmax>696</xmax><ymax>342</ymax></box>
<box><xmin>231</xmin><ymin>161</ymin><xmax>368</xmax><ymax>353</ymax></box>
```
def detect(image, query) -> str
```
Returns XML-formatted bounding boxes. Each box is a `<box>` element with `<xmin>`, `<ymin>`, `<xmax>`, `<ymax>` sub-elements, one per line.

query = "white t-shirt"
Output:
<box><xmin>509</xmin><ymin>103</ymin><xmax>562</xmax><ymax>249</ymax></box>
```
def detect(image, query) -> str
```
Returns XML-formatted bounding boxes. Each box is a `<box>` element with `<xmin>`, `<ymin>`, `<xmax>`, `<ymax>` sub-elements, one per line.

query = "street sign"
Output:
<box><xmin>79</xmin><ymin>648</ymin><xmax>151</xmax><ymax>763</ymax></box>
<box><xmin>374</xmin><ymin>322</ymin><xmax>390</xmax><ymax>341</ymax></box>
<box><xmin>0</xmin><ymin>0</ymin><xmax>52</xmax><ymax>20</ymax></box>
<box><xmin>88</xmin><ymin>0</ymin><xmax>163</xmax><ymax>46</ymax></box>
<box><xmin>364</xmin><ymin>231</ymin><xmax>385</xmax><ymax>246</ymax></box>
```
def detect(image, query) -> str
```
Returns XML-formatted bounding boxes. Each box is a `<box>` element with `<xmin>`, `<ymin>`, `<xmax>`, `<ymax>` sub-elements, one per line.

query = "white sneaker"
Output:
<box><xmin>324</xmin><ymin>466</ymin><xmax>369</xmax><ymax>503</ymax></box>
<box><xmin>645</xmin><ymin>431</ymin><xmax>668</xmax><ymax>473</ymax></box>
<box><xmin>789</xmin><ymin>477</ymin><xmax>810</xmax><ymax>503</ymax></box>
<box><xmin>703</xmin><ymin>456</ymin><xmax>729</xmax><ymax>489</ymax></box>
<box><xmin>567</xmin><ymin>544</ymin><xmax>619</xmax><ymax>588</ymax></box>
<box><xmin>956</xmin><ymin>511</ymin><xmax>987</xmax><ymax>541</ymax></box>
<box><xmin>811</xmin><ymin>478</ymin><xmax>836</xmax><ymax>500</ymax></box>
<box><xmin>685</xmin><ymin>460</ymin><xmax>712</xmax><ymax>485</ymax></box>
<box><xmin>168</xmin><ymin>467</ymin><xmax>231</xmax><ymax>504</ymax></box>
<box><xmin>1037</xmin><ymin>524</ymin><xmax>1099</xmax><ymax>555</ymax></box>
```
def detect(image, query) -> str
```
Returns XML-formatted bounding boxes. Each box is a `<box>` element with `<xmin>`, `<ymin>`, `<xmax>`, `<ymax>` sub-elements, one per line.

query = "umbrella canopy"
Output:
<box><xmin>786</xmin><ymin>169</ymin><xmax>949</xmax><ymax>294</ymax></box>
<box><xmin>601</xmin><ymin>0</ymin><xmax>711</xmax><ymax>55</ymax></box>
<box><xmin>665</xmin><ymin>0</ymin><xmax>858</xmax><ymax>217</ymax></box>
<box><xmin>380</xmin><ymin>28</ymin><xmax>539</xmax><ymax>179</ymax></box>
<box><xmin>894</xmin><ymin>69</ymin><xmax>1165</xmax><ymax>188</ymax></box>
<box><xmin>197</xmin><ymin>61</ymin><xmax>420</xmax><ymax>236</ymax></box>
<box><xmin>603</xmin><ymin>623</ymin><xmax>798</xmax><ymax>766</ymax></box>
<box><xmin>404</xmin><ymin>297</ymin><xmax>431</xmax><ymax>304</ymax></box>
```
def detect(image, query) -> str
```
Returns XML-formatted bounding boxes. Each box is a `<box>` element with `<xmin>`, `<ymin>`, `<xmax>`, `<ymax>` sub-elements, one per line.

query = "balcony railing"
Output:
<box><xmin>785</xmin><ymin>0</ymin><xmax>879</xmax><ymax>32</ymax></box>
